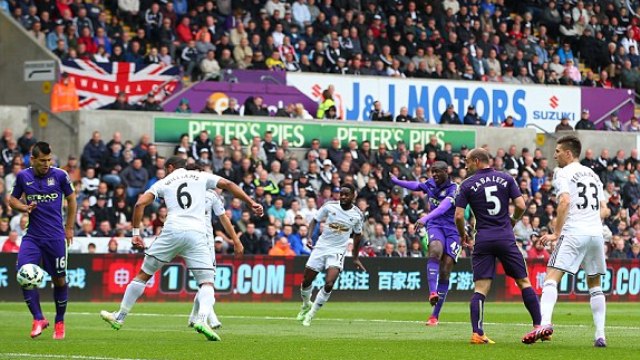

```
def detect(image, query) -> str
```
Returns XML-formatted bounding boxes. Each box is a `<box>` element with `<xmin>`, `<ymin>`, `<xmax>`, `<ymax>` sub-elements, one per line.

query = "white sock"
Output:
<box><xmin>208</xmin><ymin>309</ymin><xmax>220</xmax><ymax>326</ymax></box>
<box><xmin>589</xmin><ymin>286</ymin><xmax>606</xmax><ymax>340</ymax></box>
<box><xmin>540</xmin><ymin>280</ymin><xmax>558</xmax><ymax>326</ymax></box>
<box><xmin>301</xmin><ymin>285</ymin><xmax>312</xmax><ymax>306</ymax></box>
<box><xmin>189</xmin><ymin>296</ymin><xmax>199</xmax><ymax>323</ymax></box>
<box><xmin>310</xmin><ymin>288</ymin><xmax>331</xmax><ymax>315</ymax></box>
<box><xmin>116</xmin><ymin>279</ymin><xmax>146</xmax><ymax>322</ymax></box>
<box><xmin>196</xmin><ymin>285</ymin><xmax>216</xmax><ymax>324</ymax></box>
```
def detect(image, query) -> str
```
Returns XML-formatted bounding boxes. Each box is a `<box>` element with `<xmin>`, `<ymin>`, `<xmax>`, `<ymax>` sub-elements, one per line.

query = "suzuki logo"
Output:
<box><xmin>549</xmin><ymin>96</ymin><xmax>559</xmax><ymax>109</ymax></box>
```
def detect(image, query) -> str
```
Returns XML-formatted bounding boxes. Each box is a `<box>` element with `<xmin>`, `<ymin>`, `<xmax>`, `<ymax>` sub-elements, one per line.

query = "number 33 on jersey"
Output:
<box><xmin>552</xmin><ymin>164</ymin><xmax>605</xmax><ymax>235</ymax></box>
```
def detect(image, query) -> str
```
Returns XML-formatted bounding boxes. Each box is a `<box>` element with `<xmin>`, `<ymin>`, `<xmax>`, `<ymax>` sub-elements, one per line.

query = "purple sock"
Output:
<box><xmin>431</xmin><ymin>281</ymin><xmax>450</xmax><ymax>318</ymax></box>
<box><xmin>427</xmin><ymin>258</ymin><xmax>439</xmax><ymax>294</ymax></box>
<box><xmin>470</xmin><ymin>292</ymin><xmax>486</xmax><ymax>335</ymax></box>
<box><xmin>521</xmin><ymin>286</ymin><xmax>541</xmax><ymax>326</ymax></box>
<box><xmin>54</xmin><ymin>285</ymin><xmax>68</xmax><ymax>323</ymax></box>
<box><xmin>22</xmin><ymin>289</ymin><xmax>44</xmax><ymax>320</ymax></box>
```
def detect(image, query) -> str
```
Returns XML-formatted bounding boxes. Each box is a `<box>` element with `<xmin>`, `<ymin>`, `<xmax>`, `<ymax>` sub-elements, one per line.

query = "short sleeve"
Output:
<box><xmin>210</xmin><ymin>192</ymin><xmax>226</xmax><ymax>216</ymax></box>
<box><xmin>454</xmin><ymin>184</ymin><xmax>468</xmax><ymax>209</ymax></box>
<box><xmin>445</xmin><ymin>184</ymin><xmax>457</xmax><ymax>202</ymax></box>
<box><xmin>508</xmin><ymin>175</ymin><xmax>523</xmax><ymax>200</ymax></box>
<box><xmin>352</xmin><ymin>212</ymin><xmax>363</xmax><ymax>234</ymax></box>
<box><xmin>205</xmin><ymin>173</ymin><xmax>222</xmax><ymax>190</ymax></box>
<box><xmin>553</xmin><ymin>168</ymin><xmax>570</xmax><ymax>196</ymax></box>
<box><xmin>314</xmin><ymin>203</ymin><xmax>330</xmax><ymax>222</ymax></box>
<box><xmin>596</xmin><ymin>177</ymin><xmax>606</xmax><ymax>202</ymax></box>
<box><xmin>60</xmin><ymin>170</ymin><xmax>74</xmax><ymax>197</ymax></box>
<box><xmin>147</xmin><ymin>181</ymin><xmax>163</xmax><ymax>199</ymax></box>
<box><xmin>10</xmin><ymin>172</ymin><xmax>23</xmax><ymax>199</ymax></box>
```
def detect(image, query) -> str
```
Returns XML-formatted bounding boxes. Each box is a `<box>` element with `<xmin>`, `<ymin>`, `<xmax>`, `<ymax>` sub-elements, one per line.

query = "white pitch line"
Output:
<box><xmin>2</xmin><ymin>311</ymin><xmax>637</xmax><ymax>331</ymax></box>
<box><xmin>0</xmin><ymin>353</ymin><xmax>151</xmax><ymax>360</ymax></box>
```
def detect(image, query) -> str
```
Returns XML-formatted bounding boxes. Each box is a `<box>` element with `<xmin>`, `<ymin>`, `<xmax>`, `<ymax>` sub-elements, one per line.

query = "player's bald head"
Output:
<box><xmin>468</xmin><ymin>148</ymin><xmax>491</xmax><ymax>164</ymax></box>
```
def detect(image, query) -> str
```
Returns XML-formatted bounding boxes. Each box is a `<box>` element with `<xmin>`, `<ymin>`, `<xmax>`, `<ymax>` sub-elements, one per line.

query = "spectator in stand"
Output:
<box><xmin>575</xmin><ymin>109</ymin><xmax>595</xmax><ymax>130</ymax></box>
<box><xmin>315</xmin><ymin>89</ymin><xmax>335</xmax><ymax>119</ymax></box>
<box><xmin>555</xmin><ymin>116</ymin><xmax>574</xmax><ymax>132</ymax></box>
<box><xmin>175</xmin><ymin>98</ymin><xmax>191</xmax><ymax>113</ymax></box>
<box><xmin>439</xmin><ymin>104</ymin><xmax>461</xmax><ymax>124</ymax></box>
<box><xmin>200</xmin><ymin>50</ymin><xmax>221</xmax><ymax>80</ymax></box>
<box><xmin>603</xmin><ymin>112</ymin><xmax>623</xmax><ymax>131</ymax></box>
<box><xmin>1</xmin><ymin>231</ymin><xmax>20</xmax><ymax>253</ymax></box>
<box><xmin>463</xmin><ymin>105</ymin><xmax>485</xmax><ymax>126</ymax></box>
<box><xmin>370</xmin><ymin>101</ymin><xmax>392</xmax><ymax>121</ymax></box>
<box><xmin>395</xmin><ymin>107</ymin><xmax>412</xmax><ymax>123</ymax></box>
<box><xmin>502</xmin><ymin>115</ymin><xmax>515</xmax><ymax>128</ymax></box>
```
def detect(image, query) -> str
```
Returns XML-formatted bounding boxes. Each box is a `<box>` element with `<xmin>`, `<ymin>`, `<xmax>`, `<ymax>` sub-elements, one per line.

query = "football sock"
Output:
<box><xmin>53</xmin><ymin>284</ymin><xmax>68</xmax><ymax>323</ymax></box>
<box><xmin>431</xmin><ymin>281</ymin><xmax>449</xmax><ymax>318</ymax></box>
<box><xmin>589</xmin><ymin>286</ymin><xmax>606</xmax><ymax>340</ymax></box>
<box><xmin>189</xmin><ymin>296</ymin><xmax>199</xmax><ymax>323</ymax></box>
<box><xmin>310</xmin><ymin>288</ymin><xmax>331</xmax><ymax>315</ymax></box>
<box><xmin>427</xmin><ymin>258</ymin><xmax>439</xmax><ymax>294</ymax></box>
<box><xmin>208</xmin><ymin>309</ymin><xmax>220</xmax><ymax>326</ymax></box>
<box><xmin>540</xmin><ymin>280</ymin><xmax>558</xmax><ymax>326</ymax></box>
<box><xmin>301</xmin><ymin>285</ymin><xmax>312</xmax><ymax>306</ymax></box>
<box><xmin>521</xmin><ymin>286</ymin><xmax>541</xmax><ymax>326</ymax></box>
<box><xmin>196</xmin><ymin>284</ymin><xmax>216</xmax><ymax>323</ymax></box>
<box><xmin>470</xmin><ymin>292</ymin><xmax>486</xmax><ymax>335</ymax></box>
<box><xmin>22</xmin><ymin>289</ymin><xmax>44</xmax><ymax>320</ymax></box>
<box><xmin>116</xmin><ymin>279</ymin><xmax>146</xmax><ymax>322</ymax></box>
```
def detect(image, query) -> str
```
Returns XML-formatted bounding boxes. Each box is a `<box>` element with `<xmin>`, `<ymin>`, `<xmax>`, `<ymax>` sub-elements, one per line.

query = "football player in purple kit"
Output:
<box><xmin>454</xmin><ymin>148</ymin><xmax>550</xmax><ymax>345</ymax></box>
<box><xmin>391</xmin><ymin>161</ymin><xmax>459</xmax><ymax>326</ymax></box>
<box><xmin>9</xmin><ymin>142</ymin><xmax>77</xmax><ymax>339</ymax></box>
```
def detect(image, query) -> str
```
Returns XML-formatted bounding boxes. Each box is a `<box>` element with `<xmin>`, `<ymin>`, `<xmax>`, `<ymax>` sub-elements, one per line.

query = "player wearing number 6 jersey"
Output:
<box><xmin>539</xmin><ymin>135</ymin><xmax>609</xmax><ymax>347</ymax></box>
<box><xmin>9</xmin><ymin>142</ymin><xmax>77</xmax><ymax>340</ymax></box>
<box><xmin>296</xmin><ymin>184</ymin><xmax>366</xmax><ymax>327</ymax></box>
<box><xmin>455</xmin><ymin>148</ymin><xmax>547</xmax><ymax>345</ymax></box>
<box><xmin>100</xmin><ymin>157</ymin><xmax>262</xmax><ymax>341</ymax></box>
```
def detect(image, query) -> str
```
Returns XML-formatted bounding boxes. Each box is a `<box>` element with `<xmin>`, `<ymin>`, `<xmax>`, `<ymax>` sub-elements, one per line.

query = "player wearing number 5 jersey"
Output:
<box><xmin>539</xmin><ymin>135</ymin><xmax>609</xmax><ymax>347</ymax></box>
<box><xmin>9</xmin><ymin>142</ymin><xmax>77</xmax><ymax>340</ymax></box>
<box><xmin>100</xmin><ymin>157</ymin><xmax>263</xmax><ymax>341</ymax></box>
<box><xmin>296</xmin><ymin>184</ymin><xmax>366</xmax><ymax>327</ymax></box>
<box><xmin>455</xmin><ymin>148</ymin><xmax>547</xmax><ymax>345</ymax></box>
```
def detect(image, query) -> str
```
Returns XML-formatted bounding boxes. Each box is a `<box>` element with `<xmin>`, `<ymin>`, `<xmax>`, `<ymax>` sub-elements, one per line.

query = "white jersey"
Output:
<box><xmin>147</xmin><ymin>168</ymin><xmax>222</xmax><ymax>232</ymax></box>
<box><xmin>314</xmin><ymin>201</ymin><xmax>363</xmax><ymax>252</ymax></box>
<box><xmin>553</xmin><ymin>162</ymin><xmax>605</xmax><ymax>235</ymax></box>
<box><xmin>205</xmin><ymin>190</ymin><xmax>226</xmax><ymax>238</ymax></box>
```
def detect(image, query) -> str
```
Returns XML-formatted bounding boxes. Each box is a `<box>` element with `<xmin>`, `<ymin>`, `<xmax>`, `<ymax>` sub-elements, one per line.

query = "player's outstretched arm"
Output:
<box><xmin>219</xmin><ymin>213</ymin><xmax>243</xmax><ymax>258</ymax></box>
<box><xmin>415</xmin><ymin>197</ymin><xmax>453</xmax><ymax>231</ymax></box>
<box><xmin>65</xmin><ymin>193</ymin><xmax>77</xmax><ymax>245</ymax></box>
<box><xmin>217</xmin><ymin>178</ymin><xmax>264</xmax><ymax>217</ymax></box>
<box><xmin>391</xmin><ymin>176</ymin><xmax>422</xmax><ymax>191</ymax></box>
<box><xmin>131</xmin><ymin>192</ymin><xmax>155</xmax><ymax>249</ymax></box>
<box><xmin>351</xmin><ymin>233</ymin><xmax>366</xmax><ymax>272</ymax></box>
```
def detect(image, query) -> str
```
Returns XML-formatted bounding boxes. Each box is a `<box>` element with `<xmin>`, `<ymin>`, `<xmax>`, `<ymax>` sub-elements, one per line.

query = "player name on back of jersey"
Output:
<box><xmin>569</xmin><ymin>169</ymin><xmax>599</xmax><ymax>183</ymax></box>
<box><xmin>469</xmin><ymin>175</ymin><xmax>508</xmax><ymax>192</ymax></box>
<box><xmin>164</xmin><ymin>171</ymin><xmax>201</xmax><ymax>185</ymax></box>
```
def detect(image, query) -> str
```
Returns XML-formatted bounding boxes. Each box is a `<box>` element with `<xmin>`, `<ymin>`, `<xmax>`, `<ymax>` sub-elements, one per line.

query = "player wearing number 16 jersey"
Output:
<box><xmin>296</xmin><ymin>184</ymin><xmax>366</xmax><ymax>327</ymax></box>
<box><xmin>539</xmin><ymin>135</ymin><xmax>609</xmax><ymax>347</ymax></box>
<box><xmin>455</xmin><ymin>148</ymin><xmax>547</xmax><ymax>345</ymax></box>
<box><xmin>100</xmin><ymin>157</ymin><xmax>262</xmax><ymax>341</ymax></box>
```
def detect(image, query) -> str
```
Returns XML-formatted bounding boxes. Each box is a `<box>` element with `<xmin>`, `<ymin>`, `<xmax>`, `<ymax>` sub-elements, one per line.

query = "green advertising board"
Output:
<box><xmin>154</xmin><ymin>117</ymin><xmax>476</xmax><ymax>150</ymax></box>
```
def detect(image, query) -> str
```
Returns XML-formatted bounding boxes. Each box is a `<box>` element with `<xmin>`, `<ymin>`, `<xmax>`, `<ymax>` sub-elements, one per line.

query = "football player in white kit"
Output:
<box><xmin>296</xmin><ymin>183</ymin><xmax>366</xmax><ymax>326</ymax></box>
<box><xmin>187</xmin><ymin>188</ymin><xmax>244</xmax><ymax>329</ymax></box>
<box><xmin>100</xmin><ymin>157</ymin><xmax>263</xmax><ymax>341</ymax></box>
<box><xmin>539</xmin><ymin>135</ymin><xmax>610</xmax><ymax>347</ymax></box>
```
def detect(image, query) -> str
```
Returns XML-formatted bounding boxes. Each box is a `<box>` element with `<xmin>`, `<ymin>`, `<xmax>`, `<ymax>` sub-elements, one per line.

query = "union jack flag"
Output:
<box><xmin>61</xmin><ymin>60</ymin><xmax>180</xmax><ymax>110</ymax></box>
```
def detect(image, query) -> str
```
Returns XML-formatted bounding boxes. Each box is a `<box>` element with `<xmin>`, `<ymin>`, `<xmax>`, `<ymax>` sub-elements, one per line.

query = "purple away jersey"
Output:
<box><xmin>416</xmin><ymin>178</ymin><xmax>458</xmax><ymax>230</ymax></box>
<box><xmin>455</xmin><ymin>168</ymin><xmax>527</xmax><ymax>280</ymax></box>
<box><xmin>11</xmin><ymin>168</ymin><xmax>74</xmax><ymax>240</ymax></box>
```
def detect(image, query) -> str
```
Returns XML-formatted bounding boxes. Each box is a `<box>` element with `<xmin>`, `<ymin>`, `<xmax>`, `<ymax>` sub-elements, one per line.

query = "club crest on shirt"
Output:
<box><xmin>440</xmin><ymin>190</ymin><xmax>446</xmax><ymax>197</ymax></box>
<box><xmin>47</xmin><ymin>177</ymin><xmax>55</xmax><ymax>186</ymax></box>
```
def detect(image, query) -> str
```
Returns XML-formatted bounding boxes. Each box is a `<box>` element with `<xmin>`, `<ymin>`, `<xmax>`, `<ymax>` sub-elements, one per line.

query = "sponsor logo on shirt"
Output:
<box><xmin>26</xmin><ymin>193</ymin><xmax>59</xmax><ymax>203</ymax></box>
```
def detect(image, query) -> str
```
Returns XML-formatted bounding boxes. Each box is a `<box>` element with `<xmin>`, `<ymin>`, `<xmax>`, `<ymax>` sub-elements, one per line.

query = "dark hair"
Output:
<box><xmin>557</xmin><ymin>135</ymin><xmax>582</xmax><ymax>158</ymax></box>
<box><xmin>31</xmin><ymin>142</ymin><xmax>52</xmax><ymax>158</ymax></box>
<box><xmin>432</xmin><ymin>161</ymin><xmax>448</xmax><ymax>171</ymax></box>
<box><xmin>166</xmin><ymin>156</ymin><xmax>186</xmax><ymax>169</ymax></box>
<box><xmin>341</xmin><ymin>183</ymin><xmax>356</xmax><ymax>193</ymax></box>
<box><xmin>468</xmin><ymin>148</ymin><xmax>491</xmax><ymax>164</ymax></box>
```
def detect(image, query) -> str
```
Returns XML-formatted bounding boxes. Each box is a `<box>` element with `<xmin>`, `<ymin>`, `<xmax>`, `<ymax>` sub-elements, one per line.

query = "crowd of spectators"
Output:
<box><xmin>7</xmin><ymin>0</ymin><xmax>640</xmax><ymax>91</ymax></box>
<box><xmin>1</xmin><ymin>126</ymin><xmax>639</xmax><ymax>260</ymax></box>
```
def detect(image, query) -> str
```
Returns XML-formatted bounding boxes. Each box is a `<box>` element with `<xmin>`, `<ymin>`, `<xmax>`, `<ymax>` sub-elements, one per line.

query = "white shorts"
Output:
<box><xmin>548</xmin><ymin>234</ymin><xmax>607</xmax><ymax>276</ymax></box>
<box><xmin>142</xmin><ymin>228</ymin><xmax>215</xmax><ymax>284</ymax></box>
<box><xmin>305</xmin><ymin>248</ymin><xmax>346</xmax><ymax>272</ymax></box>
<box><xmin>205</xmin><ymin>234</ymin><xmax>217</xmax><ymax>267</ymax></box>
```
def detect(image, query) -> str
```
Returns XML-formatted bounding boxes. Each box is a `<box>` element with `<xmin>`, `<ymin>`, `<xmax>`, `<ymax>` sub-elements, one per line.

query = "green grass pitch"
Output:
<box><xmin>0</xmin><ymin>301</ymin><xmax>638</xmax><ymax>360</ymax></box>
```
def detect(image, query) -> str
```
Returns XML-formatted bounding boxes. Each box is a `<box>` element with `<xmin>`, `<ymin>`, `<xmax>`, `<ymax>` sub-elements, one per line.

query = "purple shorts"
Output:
<box><xmin>472</xmin><ymin>241</ymin><xmax>528</xmax><ymax>281</ymax></box>
<box><xmin>17</xmin><ymin>237</ymin><xmax>67</xmax><ymax>278</ymax></box>
<box><xmin>427</xmin><ymin>226</ymin><xmax>461</xmax><ymax>262</ymax></box>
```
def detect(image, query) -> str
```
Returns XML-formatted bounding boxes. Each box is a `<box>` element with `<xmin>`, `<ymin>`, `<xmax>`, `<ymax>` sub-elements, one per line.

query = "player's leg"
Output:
<box><xmin>303</xmin><ymin>266</ymin><xmax>339</xmax><ymax>327</ymax></box>
<box><xmin>41</xmin><ymin>239</ymin><xmax>69</xmax><ymax>339</ymax></box>
<box><xmin>190</xmin><ymin>241</ymin><xmax>220</xmax><ymax>328</ymax></box>
<box><xmin>583</xmin><ymin>235</ymin><xmax>607</xmax><ymax>347</ymax></box>
<box><xmin>428</xmin><ymin>255</ymin><xmax>454</xmax><ymax>325</ymax></box>
<box><xmin>16</xmin><ymin>238</ymin><xmax>48</xmax><ymax>338</ymax></box>
<box><xmin>100</xmin><ymin>268</ymin><xmax>153</xmax><ymax>330</ymax></box>
<box><xmin>469</xmin><ymin>243</ymin><xmax>495</xmax><ymax>343</ymax></box>
<box><xmin>297</xmin><ymin>267</ymin><xmax>319</xmax><ymax>320</ymax></box>
<box><xmin>426</xmin><ymin>227</ymin><xmax>446</xmax><ymax>306</ymax></box>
